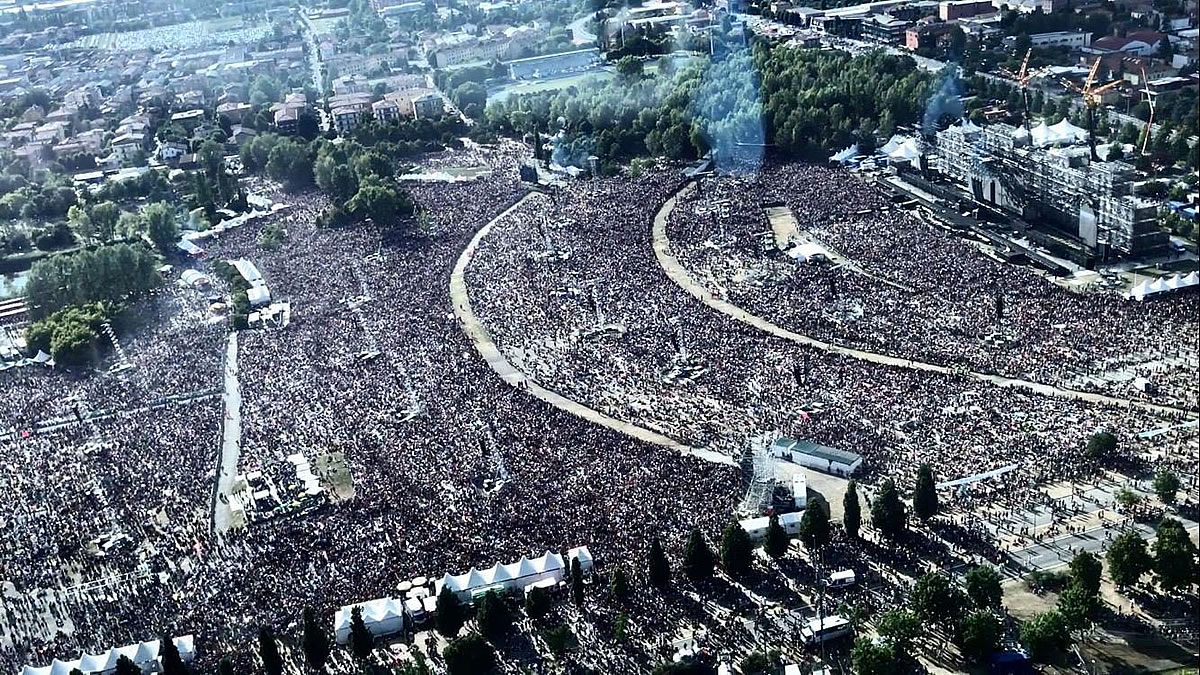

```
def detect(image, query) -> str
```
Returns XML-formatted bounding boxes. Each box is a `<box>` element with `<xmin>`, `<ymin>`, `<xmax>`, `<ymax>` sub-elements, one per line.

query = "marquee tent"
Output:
<box><xmin>1030</xmin><ymin>118</ymin><xmax>1088</xmax><ymax>147</ymax></box>
<box><xmin>22</xmin><ymin>637</ymin><xmax>194</xmax><ymax>675</ymax></box>
<box><xmin>436</xmin><ymin>546</ymin><xmax>593</xmax><ymax>602</ymax></box>
<box><xmin>333</xmin><ymin>598</ymin><xmax>406</xmax><ymax>645</ymax></box>
<box><xmin>1126</xmin><ymin>272</ymin><xmax>1199</xmax><ymax>300</ymax></box>
<box><xmin>828</xmin><ymin>144</ymin><xmax>859</xmax><ymax>164</ymax></box>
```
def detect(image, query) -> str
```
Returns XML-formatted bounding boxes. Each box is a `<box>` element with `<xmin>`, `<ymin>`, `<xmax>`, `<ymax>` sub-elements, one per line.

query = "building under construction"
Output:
<box><xmin>933</xmin><ymin>119</ymin><xmax>1166</xmax><ymax>259</ymax></box>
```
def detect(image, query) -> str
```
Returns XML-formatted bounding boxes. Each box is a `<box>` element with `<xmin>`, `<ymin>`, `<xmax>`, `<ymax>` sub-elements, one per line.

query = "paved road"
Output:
<box><xmin>450</xmin><ymin>192</ymin><xmax>734</xmax><ymax>467</ymax></box>
<box><xmin>651</xmin><ymin>183</ymin><xmax>1196</xmax><ymax>419</ymax></box>
<box><xmin>212</xmin><ymin>332</ymin><xmax>242</xmax><ymax>534</ymax></box>
<box><xmin>567</xmin><ymin>14</ymin><xmax>597</xmax><ymax>46</ymax></box>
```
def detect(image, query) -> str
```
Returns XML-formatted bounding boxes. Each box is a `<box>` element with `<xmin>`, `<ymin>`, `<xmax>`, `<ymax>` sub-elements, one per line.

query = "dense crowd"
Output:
<box><xmin>1</xmin><ymin>145</ymin><xmax>743</xmax><ymax>674</ymax></box>
<box><xmin>465</xmin><ymin>167</ymin><xmax>1192</xmax><ymax>496</ymax></box>
<box><xmin>1</xmin><ymin>149</ymin><xmax>1194</xmax><ymax>675</ymax></box>
<box><xmin>663</xmin><ymin>165</ymin><xmax>1199</xmax><ymax>409</ymax></box>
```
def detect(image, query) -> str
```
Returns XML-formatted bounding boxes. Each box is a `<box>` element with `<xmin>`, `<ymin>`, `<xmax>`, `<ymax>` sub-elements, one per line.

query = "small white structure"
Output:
<box><xmin>180</xmin><ymin>269</ymin><xmax>210</xmax><ymax>288</ymax></box>
<box><xmin>333</xmin><ymin>598</ymin><xmax>406</xmax><ymax>645</ymax></box>
<box><xmin>21</xmin><ymin>637</ymin><xmax>194</xmax><ymax>675</ymax></box>
<box><xmin>827</xmin><ymin>569</ymin><xmax>856</xmax><ymax>588</ymax></box>
<box><xmin>436</xmin><ymin>547</ymin><xmax>593</xmax><ymax>602</ymax></box>
<box><xmin>787</xmin><ymin>241</ymin><xmax>829</xmax><ymax>263</ymax></box>
<box><xmin>739</xmin><ymin>511</ymin><xmax>804</xmax><ymax>542</ymax></box>
<box><xmin>792</xmin><ymin>471</ymin><xmax>807</xmax><ymax>509</ymax></box>
<box><xmin>771</xmin><ymin>438</ymin><xmax>862</xmax><ymax>476</ymax></box>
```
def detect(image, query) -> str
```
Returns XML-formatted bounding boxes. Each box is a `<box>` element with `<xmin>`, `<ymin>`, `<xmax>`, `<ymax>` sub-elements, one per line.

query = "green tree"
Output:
<box><xmin>843</xmin><ymin>480</ymin><xmax>861</xmax><ymax>539</ymax></box>
<box><xmin>851</xmin><ymin>636</ymin><xmax>899</xmax><ymax>675</ymax></box>
<box><xmin>257</xmin><ymin>626</ymin><xmax>283</xmax><ymax>675</ymax></box>
<box><xmin>610</xmin><ymin>566</ymin><xmax>631</xmax><ymax>601</ymax></box>
<box><xmin>720</xmin><ymin>519</ymin><xmax>754</xmax><ymax>578</ymax></box>
<box><xmin>159</xmin><ymin>636</ymin><xmax>187</xmax><ymax>675</ymax></box>
<box><xmin>682</xmin><ymin>527</ymin><xmax>715</xmax><ymax>581</ymax></box>
<box><xmin>346</xmin><ymin>184</ymin><xmax>413</xmax><ymax>228</ymax></box>
<box><xmin>648</xmin><ymin>537</ymin><xmax>671</xmax><ymax>588</ymax></box>
<box><xmin>738</xmin><ymin>651</ymin><xmax>777</xmax><ymax>675</ymax></box>
<box><xmin>115</xmin><ymin>656</ymin><xmax>140</xmax><ymax>675</ymax></box>
<box><xmin>1115</xmin><ymin>487</ymin><xmax>1142</xmax><ymax>509</ymax></box>
<box><xmin>90</xmin><ymin>201</ymin><xmax>120</xmax><ymax>242</ymax></box>
<box><xmin>1020</xmin><ymin>611</ymin><xmax>1070</xmax><ymax>663</ymax></box>
<box><xmin>875</xmin><ymin>609</ymin><xmax>920</xmax><ymax>654</ymax></box>
<box><xmin>525</xmin><ymin>584</ymin><xmax>552</xmax><ymax>621</ymax></box>
<box><xmin>570</xmin><ymin>556</ymin><xmax>585</xmax><ymax>606</ymax></box>
<box><xmin>1057</xmin><ymin>583</ymin><xmax>1098</xmax><ymax>632</ymax></box>
<box><xmin>799</xmin><ymin>499</ymin><xmax>832</xmax><ymax>551</ymax></box>
<box><xmin>871</xmin><ymin>479</ymin><xmax>907</xmax><ymax>538</ymax></box>
<box><xmin>444</xmin><ymin>633</ymin><xmax>496</xmax><ymax>675</ymax></box>
<box><xmin>477</xmin><ymin>590</ymin><xmax>512</xmax><ymax>638</ymax></box>
<box><xmin>1106</xmin><ymin>531</ymin><xmax>1151</xmax><ymax>588</ymax></box>
<box><xmin>217</xmin><ymin>657</ymin><xmax>233</xmax><ymax>675</ymax></box>
<box><xmin>266</xmin><ymin>139</ymin><xmax>313</xmax><ymax>188</ymax></box>
<box><xmin>911</xmin><ymin>572</ymin><xmax>966</xmax><ymax>629</ymax></box>
<box><xmin>301</xmin><ymin>606</ymin><xmax>331</xmax><ymax>671</ymax></box>
<box><xmin>1154</xmin><ymin>517</ymin><xmax>1198</xmax><ymax>592</ymax></box>
<box><xmin>436</xmin><ymin>586</ymin><xmax>466</xmax><ymax>637</ymax></box>
<box><xmin>1085</xmin><ymin>431</ymin><xmax>1117</xmax><ymax>462</ymax></box>
<box><xmin>965</xmin><ymin>566</ymin><xmax>1002</xmax><ymax>610</ymax></box>
<box><xmin>1153</xmin><ymin>469</ymin><xmax>1181</xmax><ymax>505</ymax></box>
<box><xmin>616</xmin><ymin>55</ymin><xmax>644</xmax><ymax>79</ymax></box>
<box><xmin>613</xmin><ymin>612</ymin><xmax>630</xmax><ymax>642</ymax></box>
<box><xmin>957</xmin><ymin>610</ymin><xmax>1001</xmax><ymax>663</ymax></box>
<box><xmin>1069</xmin><ymin>551</ymin><xmax>1102</xmax><ymax>597</ymax></box>
<box><xmin>542</xmin><ymin>625</ymin><xmax>578</xmax><ymax>657</ymax></box>
<box><xmin>764</xmin><ymin>514</ymin><xmax>789</xmax><ymax>558</ymax></box>
<box><xmin>349</xmin><ymin>606</ymin><xmax>374</xmax><ymax>659</ymax></box>
<box><xmin>912</xmin><ymin>463</ymin><xmax>939</xmax><ymax>522</ymax></box>
<box><xmin>144</xmin><ymin>202</ymin><xmax>178</xmax><ymax>251</ymax></box>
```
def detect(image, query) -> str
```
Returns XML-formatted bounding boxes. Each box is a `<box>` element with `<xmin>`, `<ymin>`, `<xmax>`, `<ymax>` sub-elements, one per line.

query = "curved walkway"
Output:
<box><xmin>450</xmin><ymin>192</ymin><xmax>735</xmax><ymax>467</ymax></box>
<box><xmin>652</xmin><ymin>184</ymin><xmax>1196</xmax><ymax>419</ymax></box>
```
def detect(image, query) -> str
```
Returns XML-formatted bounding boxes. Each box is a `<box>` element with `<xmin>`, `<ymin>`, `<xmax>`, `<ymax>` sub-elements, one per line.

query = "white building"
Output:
<box><xmin>770</xmin><ymin>438</ymin><xmax>863</xmax><ymax>476</ymax></box>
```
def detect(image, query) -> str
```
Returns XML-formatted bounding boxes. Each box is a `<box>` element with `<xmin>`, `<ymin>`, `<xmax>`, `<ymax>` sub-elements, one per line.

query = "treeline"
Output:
<box><xmin>483</xmin><ymin>47</ymin><xmax>934</xmax><ymax>168</ymax></box>
<box><xmin>237</xmin><ymin>121</ymin><xmax>445</xmax><ymax>234</ymax></box>
<box><xmin>24</xmin><ymin>243</ymin><xmax>161</xmax><ymax>321</ymax></box>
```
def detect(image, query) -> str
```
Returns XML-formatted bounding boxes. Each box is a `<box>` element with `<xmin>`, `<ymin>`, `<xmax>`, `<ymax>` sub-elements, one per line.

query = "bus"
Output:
<box><xmin>800</xmin><ymin>615</ymin><xmax>853</xmax><ymax>647</ymax></box>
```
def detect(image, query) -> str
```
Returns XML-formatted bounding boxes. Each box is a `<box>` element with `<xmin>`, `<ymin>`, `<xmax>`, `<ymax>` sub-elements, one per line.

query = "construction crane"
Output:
<box><xmin>1061</xmin><ymin>57</ymin><xmax>1123</xmax><ymax>161</ymax></box>
<box><xmin>1000</xmin><ymin>48</ymin><xmax>1042</xmax><ymax>134</ymax></box>
<box><xmin>1138</xmin><ymin>67</ymin><xmax>1157</xmax><ymax>158</ymax></box>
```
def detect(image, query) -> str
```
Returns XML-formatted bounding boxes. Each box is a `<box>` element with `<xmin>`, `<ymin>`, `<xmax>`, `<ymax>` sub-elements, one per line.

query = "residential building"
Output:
<box><xmin>862</xmin><ymin>14</ymin><xmax>912</xmax><ymax>44</ymax></box>
<box><xmin>905</xmin><ymin>19</ymin><xmax>956</xmax><ymax>49</ymax></box>
<box><xmin>411</xmin><ymin>92</ymin><xmax>444</xmax><ymax>119</ymax></box>
<box><xmin>1007</xmin><ymin>30</ymin><xmax>1092</xmax><ymax>49</ymax></box>
<box><xmin>939</xmin><ymin>0</ymin><xmax>993</xmax><ymax>20</ymax></box>
<box><xmin>1090</xmin><ymin>31</ymin><xmax>1166</xmax><ymax>56</ymax></box>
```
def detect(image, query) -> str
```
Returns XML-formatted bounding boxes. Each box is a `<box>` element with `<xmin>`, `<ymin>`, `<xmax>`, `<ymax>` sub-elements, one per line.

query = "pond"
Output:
<box><xmin>0</xmin><ymin>271</ymin><xmax>28</xmax><ymax>300</ymax></box>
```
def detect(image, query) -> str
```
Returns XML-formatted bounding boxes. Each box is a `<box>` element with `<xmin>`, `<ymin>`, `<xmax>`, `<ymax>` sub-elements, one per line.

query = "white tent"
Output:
<box><xmin>878</xmin><ymin>134</ymin><xmax>907</xmax><ymax>154</ymax></box>
<box><xmin>829</xmin><ymin>144</ymin><xmax>859</xmax><ymax>164</ymax></box>
<box><xmin>22</xmin><ymin>637</ymin><xmax>194</xmax><ymax>675</ymax></box>
<box><xmin>247</xmin><ymin>285</ymin><xmax>271</xmax><ymax>307</ymax></box>
<box><xmin>334</xmin><ymin>598</ymin><xmax>406</xmax><ymax>645</ymax></box>
<box><xmin>180</xmin><ymin>269</ymin><xmax>210</xmax><ymax>287</ymax></box>
<box><xmin>788</xmin><ymin>241</ymin><xmax>830</xmax><ymax>263</ymax></box>
<box><xmin>1031</xmin><ymin>118</ymin><xmax>1088</xmax><ymax>147</ymax></box>
<box><xmin>435</xmin><ymin>546</ymin><xmax>593</xmax><ymax>602</ymax></box>
<box><xmin>887</xmin><ymin>138</ymin><xmax>922</xmax><ymax>164</ymax></box>
<box><xmin>959</xmin><ymin>117</ymin><xmax>983</xmax><ymax>132</ymax></box>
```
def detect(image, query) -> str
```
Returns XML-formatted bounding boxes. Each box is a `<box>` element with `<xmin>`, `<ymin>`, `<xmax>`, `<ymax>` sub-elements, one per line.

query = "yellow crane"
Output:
<box><xmin>1060</xmin><ymin>57</ymin><xmax>1123</xmax><ymax>161</ymax></box>
<box><xmin>1000</xmin><ymin>48</ymin><xmax>1041</xmax><ymax>134</ymax></box>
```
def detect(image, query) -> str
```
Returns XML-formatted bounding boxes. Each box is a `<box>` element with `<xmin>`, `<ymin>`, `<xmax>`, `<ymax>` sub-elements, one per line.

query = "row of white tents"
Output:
<box><xmin>333</xmin><ymin>547</ymin><xmax>595</xmax><ymax>645</ymax></box>
<box><xmin>1125</xmin><ymin>272</ymin><xmax>1200</xmax><ymax>301</ymax></box>
<box><xmin>22</xmin><ymin>637</ymin><xmax>194</xmax><ymax>675</ymax></box>
<box><xmin>436</xmin><ymin>546</ymin><xmax>594</xmax><ymax>602</ymax></box>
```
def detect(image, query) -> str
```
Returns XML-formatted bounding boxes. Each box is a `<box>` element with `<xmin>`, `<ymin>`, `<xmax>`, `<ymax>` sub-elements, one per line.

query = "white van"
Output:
<box><xmin>827</xmin><ymin>569</ymin><xmax>856</xmax><ymax>589</ymax></box>
<box><xmin>800</xmin><ymin>615</ymin><xmax>853</xmax><ymax>647</ymax></box>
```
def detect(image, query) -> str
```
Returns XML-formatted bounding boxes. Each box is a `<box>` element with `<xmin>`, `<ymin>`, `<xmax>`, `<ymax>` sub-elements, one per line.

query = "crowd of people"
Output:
<box><xmin>2</xmin><ymin>144</ymin><xmax>747</xmax><ymax>674</ymax></box>
<box><xmin>466</xmin><ymin>167</ymin><xmax>1193</xmax><ymax>496</ymax></box>
<box><xmin>1</xmin><ymin>148</ymin><xmax>1194</xmax><ymax>674</ymax></box>
<box><xmin>663</xmin><ymin>165</ymin><xmax>1199</xmax><ymax>410</ymax></box>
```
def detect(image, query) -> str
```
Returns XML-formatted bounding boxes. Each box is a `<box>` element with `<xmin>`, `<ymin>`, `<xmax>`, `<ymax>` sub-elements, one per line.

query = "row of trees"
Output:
<box><xmin>484</xmin><ymin>46</ymin><xmax>934</xmax><ymax>169</ymax></box>
<box><xmin>24</xmin><ymin>242</ymin><xmax>161</xmax><ymax>321</ymax></box>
